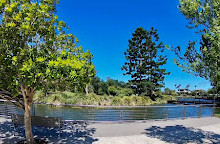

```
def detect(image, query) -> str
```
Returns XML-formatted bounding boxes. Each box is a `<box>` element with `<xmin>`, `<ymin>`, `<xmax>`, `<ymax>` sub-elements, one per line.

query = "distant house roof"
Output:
<box><xmin>193</xmin><ymin>89</ymin><xmax>205</xmax><ymax>91</ymax></box>
<box><xmin>177</xmin><ymin>88</ymin><xmax>191</xmax><ymax>93</ymax></box>
<box><xmin>178</xmin><ymin>88</ymin><xmax>191</xmax><ymax>91</ymax></box>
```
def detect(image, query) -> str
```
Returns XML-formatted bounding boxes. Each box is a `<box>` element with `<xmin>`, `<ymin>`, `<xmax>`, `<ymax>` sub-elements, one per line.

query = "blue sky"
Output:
<box><xmin>56</xmin><ymin>0</ymin><xmax>212</xmax><ymax>91</ymax></box>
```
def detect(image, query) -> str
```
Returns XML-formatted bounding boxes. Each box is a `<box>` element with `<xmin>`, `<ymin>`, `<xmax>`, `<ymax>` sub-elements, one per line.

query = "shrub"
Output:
<box><xmin>122</xmin><ymin>96</ymin><xmax>132</xmax><ymax>106</ymax></box>
<box><xmin>34</xmin><ymin>90</ymin><xmax>45</xmax><ymax>102</ymax></box>
<box><xmin>118</xmin><ymin>88</ymin><xmax>133</xmax><ymax>96</ymax></box>
<box><xmin>46</xmin><ymin>93</ymin><xmax>64</xmax><ymax>104</ymax></box>
<box><xmin>34</xmin><ymin>90</ymin><xmax>173</xmax><ymax>106</ymax></box>
<box><xmin>111</xmin><ymin>97</ymin><xmax>122</xmax><ymax>105</ymax></box>
<box><xmin>108</xmin><ymin>86</ymin><xmax>118</xmax><ymax>96</ymax></box>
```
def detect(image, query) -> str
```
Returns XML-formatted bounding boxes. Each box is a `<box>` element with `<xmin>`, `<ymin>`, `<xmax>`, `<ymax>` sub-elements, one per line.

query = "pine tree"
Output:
<box><xmin>122</xmin><ymin>27</ymin><xmax>170</xmax><ymax>99</ymax></box>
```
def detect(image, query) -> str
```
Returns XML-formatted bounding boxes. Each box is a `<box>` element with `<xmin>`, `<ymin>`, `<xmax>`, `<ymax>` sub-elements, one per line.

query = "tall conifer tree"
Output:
<box><xmin>122</xmin><ymin>27</ymin><xmax>170</xmax><ymax>98</ymax></box>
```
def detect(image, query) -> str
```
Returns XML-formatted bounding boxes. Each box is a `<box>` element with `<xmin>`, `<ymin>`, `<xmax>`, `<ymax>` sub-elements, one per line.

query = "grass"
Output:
<box><xmin>34</xmin><ymin>91</ymin><xmax>177</xmax><ymax>106</ymax></box>
<box><xmin>215</xmin><ymin>114</ymin><xmax>220</xmax><ymax>118</ymax></box>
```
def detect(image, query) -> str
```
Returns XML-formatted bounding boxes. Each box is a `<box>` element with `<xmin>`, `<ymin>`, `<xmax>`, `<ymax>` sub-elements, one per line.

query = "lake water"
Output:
<box><xmin>29</xmin><ymin>104</ymin><xmax>214</xmax><ymax>121</ymax></box>
<box><xmin>177</xmin><ymin>98</ymin><xmax>215</xmax><ymax>103</ymax></box>
<box><xmin>0</xmin><ymin>101</ymin><xmax>215</xmax><ymax>121</ymax></box>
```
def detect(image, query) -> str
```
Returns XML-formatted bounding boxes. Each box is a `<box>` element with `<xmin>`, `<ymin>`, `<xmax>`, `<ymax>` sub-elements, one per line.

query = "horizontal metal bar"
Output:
<box><xmin>78</xmin><ymin>112</ymin><xmax>164</xmax><ymax>116</ymax></box>
<box><xmin>1</xmin><ymin>100</ymin><xmax>215</xmax><ymax>109</ymax></box>
<box><xmin>91</xmin><ymin>116</ymin><xmax>120</xmax><ymax>118</ymax></box>
<box><xmin>33</xmin><ymin>102</ymin><xmax>215</xmax><ymax>108</ymax></box>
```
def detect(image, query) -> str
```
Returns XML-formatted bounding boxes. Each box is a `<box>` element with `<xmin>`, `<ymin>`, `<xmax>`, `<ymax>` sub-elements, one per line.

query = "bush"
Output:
<box><xmin>108</xmin><ymin>86</ymin><xmax>118</xmax><ymax>96</ymax></box>
<box><xmin>34</xmin><ymin>90</ymin><xmax>45</xmax><ymax>102</ymax></box>
<box><xmin>98</xmin><ymin>88</ymin><xmax>106</xmax><ymax>95</ymax></box>
<box><xmin>83</xmin><ymin>94</ymin><xmax>102</xmax><ymax>105</ymax></box>
<box><xmin>142</xmin><ymin>96</ymin><xmax>152</xmax><ymax>104</ymax></box>
<box><xmin>34</xmin><ymin>90</ymin><xmax>174</xmax><ymax>106</ymax></box>
<box><xmin>171</xmin><ymin>91</ymin><xmax>178</xmax><ymax>96</ymax></box>
<box><xmin>46</xmin><ymin>93</ymin><xmax>65</xmax><ymax>104</ymax></box>
<box><xmin>118</xmin><ymin>88</ymin><xmax>133</xmax><ymax>96</ymax></box>
<box><xmin>122</xmin><ymin>96</ymin><xmax>132</xmax><ymax>105</ymax></box>
<box><xmin>111</xmin><ymin>97</ymin><xmax>122</xmax><ymax>105</ymax></box>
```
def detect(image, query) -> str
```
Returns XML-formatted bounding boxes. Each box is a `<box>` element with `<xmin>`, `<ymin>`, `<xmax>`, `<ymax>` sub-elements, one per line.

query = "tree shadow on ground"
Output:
<box><xmin>144</xmin><ymin>125</ymin><xmax>220</xmax><ymax>144</ymax></box>
<box><xmin>0</xmin><ymin>121</ymin><xmax>98</xmax><ymax>144</ymax></box>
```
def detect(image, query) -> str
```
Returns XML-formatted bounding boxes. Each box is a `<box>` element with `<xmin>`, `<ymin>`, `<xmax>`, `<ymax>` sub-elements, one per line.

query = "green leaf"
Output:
<box><xmin>36</xmin><ymin>57</ymin><xmax>45</xmax><ymax>62</ymax></box>
<box><xmin>12</xmin><ymin>56</ymin><xmax>17</xmax><ymax>62</ymax></box>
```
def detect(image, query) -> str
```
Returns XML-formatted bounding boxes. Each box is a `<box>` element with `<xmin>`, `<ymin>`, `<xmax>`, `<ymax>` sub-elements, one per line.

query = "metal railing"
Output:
<box><xmin>0</xmin><ymin>100</ymin><xmax>18</xmax><ymax>118</ymax></box>
<box><xmin>58</xmin><ymin>104</ymin><xmax>215</xmax><ymax>122</ymax></box>
<box><xmin>0</xmin><ymin>99</ymin><xmax>216</xmax><ymax>122</ymax></box>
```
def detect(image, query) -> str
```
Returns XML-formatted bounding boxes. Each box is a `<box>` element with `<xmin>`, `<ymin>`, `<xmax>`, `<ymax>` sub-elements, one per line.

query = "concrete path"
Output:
<box><xmin>91</xmin><ymin>117</ymin><xmax>220</xmax><ymax>144</ymax></box>
<box><xmin>1</xmin><ymin>117</ymin><xmax>220</xmax><ymax>143</ymax></box>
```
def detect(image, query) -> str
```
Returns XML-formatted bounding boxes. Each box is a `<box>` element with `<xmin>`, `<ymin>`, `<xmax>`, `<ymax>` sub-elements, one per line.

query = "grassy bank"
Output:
<box><xmin>34</xmin><ymin>91</ymin><xmax>177</xmax><ymax>106</ymax></box>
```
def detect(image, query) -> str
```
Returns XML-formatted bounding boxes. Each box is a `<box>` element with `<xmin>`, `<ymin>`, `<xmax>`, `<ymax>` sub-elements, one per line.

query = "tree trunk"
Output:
<box><xmin>85</xmin><ymin>84</ymin><xmax>89</xmax><ymax>96</ymax></box>
<box><xmin>21</xmin><ymin>86</ymin><xmax>35</xmax><ymax>144</ymax></box>
<box><xmin>150</xmin><ymin>90</ymin><xmax>155</xmax><ymax>101</ymax></box>
<box><xmin>24</xmin><ymin>101</ymin><xmax>35</xmax><ymax>144</ymax></box>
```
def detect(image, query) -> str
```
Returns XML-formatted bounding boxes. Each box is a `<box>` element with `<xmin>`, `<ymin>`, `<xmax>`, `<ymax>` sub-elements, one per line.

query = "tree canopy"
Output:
<box><xmin>122</xmin><ymin>27</ymin><xmax>170</xmax><ymax>98</ymax></box>
<box><xmin>0</xmin><ymin>0</ymin><xmax>95</xmax><ymax>142</ymax></box>
<box><xmin>0</xmin><ymin>0</ymin><xmax>95</xmax><ymax>104</ymax></box>
<box><xmin>90</xmin><ymin>77</ymin><xmax>133</xmax><ymax>96</ymax></box>
<box><xmin>174</xmin><ymin>0</ymin><xmax>220</xmax><ymax>93</ymax></box>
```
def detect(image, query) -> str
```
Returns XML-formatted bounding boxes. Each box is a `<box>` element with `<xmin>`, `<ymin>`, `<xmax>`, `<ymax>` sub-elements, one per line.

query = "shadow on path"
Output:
<box><xmin>144</xmin><ymin>125</ymin><xmax>220</xmax><ymax>144</ymax></box>
<box><xmin>0</xmin><ymin>121</ymin><xmax>98</xmax><ymax>144</ymax></box>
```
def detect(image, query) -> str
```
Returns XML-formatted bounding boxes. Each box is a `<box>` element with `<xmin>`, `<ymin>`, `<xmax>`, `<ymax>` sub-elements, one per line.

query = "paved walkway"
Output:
<box><xmin>91</xmin><ymin>117</ymin><xmax>220</xmax><ymax>144</ymax></box>
<box><xmin>1</xmin><ymin>117</ymin><xmax>220</xmax><ymax>143</ymax></box>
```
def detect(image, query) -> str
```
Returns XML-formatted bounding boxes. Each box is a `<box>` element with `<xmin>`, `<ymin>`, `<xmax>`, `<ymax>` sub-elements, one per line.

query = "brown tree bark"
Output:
<box><xmin>21</xmin><ymin>86</ymin><xmax>35</xmax><ymax>144</ymax></box>
<box><xmin>24</xmin><ymin>101</ymin><xmax>35</xmax><ymax>143</ymax></box>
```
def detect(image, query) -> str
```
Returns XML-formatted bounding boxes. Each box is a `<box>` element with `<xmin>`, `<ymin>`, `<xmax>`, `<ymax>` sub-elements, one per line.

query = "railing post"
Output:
<box><xmin>34</xmin><ymin>104</ymin><xmax>36</xmax><ymax>116</ymax></box>
<box><xmin>182</xmin><ymin>107</ymin><xmax>186</xmax><ymax>119</ymax></box>
<box><xmin>164</xmin><ymin>107</ymin><xmax>168</xmax><ymax>120</ymax></box>
<box><xmin>93</xmin><ymin>109</ymin><xmax>95</xmax><ymax>121</ymax></box>
<box><xmin>62</xmin><ymin>107</ymin><xmax>64</xmax><ymax>120</ymax></box>
<box><xmin>144</xmin><ymin>109</ymin><xmax>147</xmax><ymax>120</ymax></box>
<box><xmin>120</xmin><ymin>110</ymin><xmax>122</xmax><ymax>121</ymax></box>
<box><xmin>4</xmin><ymin>101</ymin><xmax>8</xmax><ymax>118</ymax></box>
<box><xmin>31</xmin><ymin>103</ymin><xmax>35</xmax><ymax>116</ymax></box>
<box><xmin>198</xmin><ymin>106</ymin><xmax>202</xmax><ymax>118</ymax></box>
<box><xmin>212</xmin><ymin>105</ymin><xmax>215</xmax><ymax>117</ymax></box>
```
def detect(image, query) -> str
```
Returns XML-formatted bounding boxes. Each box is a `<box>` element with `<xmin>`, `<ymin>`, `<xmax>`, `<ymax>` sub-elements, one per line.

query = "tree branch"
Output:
<box><xmin>0</xmin><ymin>92</ymin><xmax>25</xmax><ymax>110</ymax></box>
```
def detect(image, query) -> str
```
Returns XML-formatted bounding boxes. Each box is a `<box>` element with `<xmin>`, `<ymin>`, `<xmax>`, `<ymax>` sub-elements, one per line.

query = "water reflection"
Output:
<box><xmin>0</xmin><ymin>101</ymin><xmax>215</xmax><ymax>121</ymax></box>
<box><xmin>32</xmin><ymin>104</ymin><xmax>213</xmax><ymax>121</ymax></box>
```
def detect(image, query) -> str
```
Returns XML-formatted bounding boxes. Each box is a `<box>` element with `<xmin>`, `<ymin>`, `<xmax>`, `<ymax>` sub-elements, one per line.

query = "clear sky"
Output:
<box><xmin>56</xmin><ymin>0</ymin><xmax>212</xmax><ymax>91</ymax></box>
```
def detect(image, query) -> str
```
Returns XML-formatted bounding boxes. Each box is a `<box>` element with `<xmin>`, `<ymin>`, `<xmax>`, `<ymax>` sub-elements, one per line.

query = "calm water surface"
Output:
<box><xmin>1</xmin><ymin>101</ymin><xmax>215</xmax><ymax>121</ymax></box>
<box><xmin>28</xmin><ymin>104</ymin><xmax>214</xmax><ymax>121</ymax></box>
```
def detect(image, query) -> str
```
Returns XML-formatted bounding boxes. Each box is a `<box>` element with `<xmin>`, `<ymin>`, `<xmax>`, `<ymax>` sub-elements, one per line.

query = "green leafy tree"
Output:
<box><xmin>207</xmin><ymin>88</ymin><xmax>216</xmax><ymax>95</ymax></box>
<box><xmin>171</xmin><ymin>90</ymin><xmax>178</xmax><ymax>96</ymax></box>
<box><xmin>91</xmin><ymin>76</ymin><xmax>102</xmax><ymax>94</ymax></box>
<box><xmin>91</xmin><ymin>77</ymin><xmax>132</xmax><ymax>96</ymax></box>
<box><xmin>106</xmin><ymin>78</ymin><xmax>116</xmax><ymax>86</ymax></box>
<box><xmin>108</xmin><ymin>86</ymin><xmax>118</xmax><ymax>96</ymax></box>
<box><xmin>174</xmin><ymin>0</ymin><xmax>220</xmax><ymax>93</ymax></box>
<box><xmin>192</xmin><ymin>90</ymin><xmax>207</xmax><ymax>96</ymax></box>
<box><xmin>118</xmin><ymin>88</ymin><xmax>133</xmax><ymax>96</ymax></box>
<box><xmin>164</xmin><ymin>88</ymin><xmax>172</xmax><ymax>95</ymax></box>
<box><xmin>0</xmin><ymin>0</ymin><xmax>94</xmax><ymax>143</ymax></box>
<box><xmin>122</xmin><ymin>27</ymin><xmax>170</xmax><ymax>99</ymax></box>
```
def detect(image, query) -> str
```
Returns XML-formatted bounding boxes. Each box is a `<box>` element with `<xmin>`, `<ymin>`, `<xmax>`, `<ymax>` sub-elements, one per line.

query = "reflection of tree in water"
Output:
<box><xmin>30</xmin><ymin>104</ymin><xmax>214</xmax><ymax>121</ymax></box>
<box><xmin>34</xmin><ymin>104</ymin><xmax>63</xmax><ymax>117</ymax></box>
<box><xmin>145</xmin><ymin>107</ymin><xmax>166</xmax><ymax>120</ymax></box>
<box><xmin>93</xmin><ymin>108</ymin><xmax>120</xmax><ymax>121</ymax></box>
<box><xmin>34</xmin><ymin>105</ymin><xmax>94</xmax><ymax>120</ymax></box>
<box><xmin>119</xmin><ymin>107</ymin><xmax>166</xmax><ymax>120</ymax></box>
<box><xmin>215</xmin><ymin>108</ymin><xmax>220</xmax><ymax>115</ymax></box>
